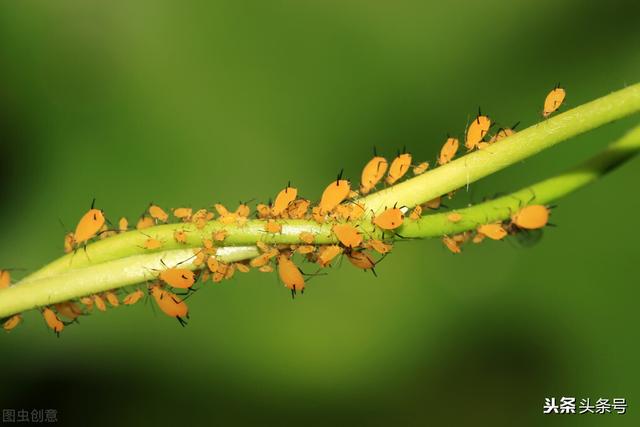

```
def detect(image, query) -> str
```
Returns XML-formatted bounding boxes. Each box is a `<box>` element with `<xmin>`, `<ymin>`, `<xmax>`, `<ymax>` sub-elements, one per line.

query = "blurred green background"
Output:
<box><xmin>1</xmin><ymin>1</ymin><xmax>639</xmax><ymax>426</ymax></box>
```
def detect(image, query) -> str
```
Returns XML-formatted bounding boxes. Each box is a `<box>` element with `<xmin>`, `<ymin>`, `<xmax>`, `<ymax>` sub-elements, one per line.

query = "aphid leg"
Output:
<box><xmin>176</xmin><ymin>316</ymin><xmax>188</xmax><ymax>327</ymax></box>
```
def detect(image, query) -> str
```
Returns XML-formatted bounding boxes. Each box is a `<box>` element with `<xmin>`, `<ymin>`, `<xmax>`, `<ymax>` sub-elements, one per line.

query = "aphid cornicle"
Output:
<box><xmin>73</xmin><ymin>199</ymin><xmax>106</xmax><ymax>246</ymax></box>
<box><xmin>360</xmin><ymin>155</ymin><xmax>388</xmax><ymax>194</ymax></box>
<box><xmin>543</xmin><ymin>85</ymin><xmax>566</xmax><ymax>118</ymax></box>
<box><xmin>386</xmin><ymin>153</ymin><xmax>412</xmax><ymax>185</ymax></box>
<box><xmin>373</xmin><ymin>207</ymin><xmax>404</xmax><ymax>230</ymax></box>
<box><xmin>319</xmin><ymin>171</ymin><xmax>351</xmax><ymax>213</ymax></box>
<box><xmin>278</xmin><ymin>255</ymin><xmax>305</xmax><ymax>294</ymax></box>
<box><xmin>511</xmin><ymin>205</ymin><xmax>550</xmax><ymax>229</ymax></box>
<box><xmin>3</xmin><ymin>314</ymin><xmax>22</xmax><ymax>332</ymax></box>
<box><xmin>465</xmin><ymin>112</ymin><xmax>491</xmax><ymax>151</ymax></box>
<box><xmin>150</xmin><ymin>285</ymin><xmax>188</xmax><ymax>326</ymax></box>
<box><xmin>272</xmin><ymin>185</ymin><xmax>298</xmax><ymax>216</ymax></box>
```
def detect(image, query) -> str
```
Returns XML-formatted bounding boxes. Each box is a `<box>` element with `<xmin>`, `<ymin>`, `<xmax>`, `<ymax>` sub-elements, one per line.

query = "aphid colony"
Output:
<box><xmin>1</xmin><ymin>86</ymin><xmax>564</xmax><ymax>335</ymax></box>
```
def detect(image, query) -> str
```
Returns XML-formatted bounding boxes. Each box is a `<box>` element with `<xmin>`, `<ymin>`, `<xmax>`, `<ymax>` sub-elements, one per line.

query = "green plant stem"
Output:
<box><xmin>358</xmin><ymin>82</ymin><xmax>640</xmax><ymax>213</ymax></box>
<box><xmin>0</xmin><ymin>247</ymin><xmax>259</xmax><ymax>319</ymax></box>
<box><xmin>22</xmin><ymin>83</ymin><xmax>640</xmax><ymax>283</ymax></box>
<box><xmin>2</xmin><ymin>86</ymin><xmax>640</xmax><ymax>319</ymax></box>
<box><xmin>2</xmin><ymin>123</ymin><xmax>638</xmax><ymax>319</ymax></box>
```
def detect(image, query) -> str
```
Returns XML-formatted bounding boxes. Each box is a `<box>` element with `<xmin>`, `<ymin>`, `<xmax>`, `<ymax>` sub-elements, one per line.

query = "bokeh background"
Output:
<box><xmin>1</xmin><ymin>1</ymin><xmax>639</xmax><ymax>426</ymax></box>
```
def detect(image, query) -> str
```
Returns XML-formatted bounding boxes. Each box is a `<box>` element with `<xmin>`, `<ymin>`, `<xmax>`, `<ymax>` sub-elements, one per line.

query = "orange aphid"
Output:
<box><xmin>278</xmin><ymin>255</ymin><xmax>305</xmax><ymax>294</ymax></box>
<box><xmin>259</xmin><ymin>265</ymin><xmax>274</xmax><ymax>273</ymax></box>
<box><xmin>296</xmin><ymin>245</ymin><xmax>316</xmax><ymax>254</ymax></box>
<box><xmin>413</xmin><ymin>161</ymin><xmax>429</xmax><ymax>175</ymax></box>
<box><xmin>159</xmin><ymin>268</ymin><xmax>196</xmax><ymax>289</ymax></box>
<box><xmin>477</xmin><ymin>223</ymin><xmax>508</xmax><ymax>240</ymax></box>
<box><xmin>543</xmin><ymin>85</ymin><xmax>566</xmax><ymax>118</ymax></box>
<box><xmin>174</xmin><ymin>230</ymin><xmax>188</xmax><ymax>244</ymax></box>
<box><xmin>205</xmin><ymin>256</ymin><xmax>219</xmax><ymax>273</ymax></box>
<box><xmin>142</xmin><ymin>237</ymin><xmax>163</xmax><ymax>250</ymax></box>
<box><xmin>63</xmin><ymin>233</ymin><xmax>75</xmax><ymax>253</ymax></box>
<box><xmin>54</xmin><ymin>302</ymin><xmax>83</xmax><ymax>321</ymax></box>
<box><xmin>465</xmin><ymin>112</ymin><xmax>491</xmax><ymax>151</ymax></box>
<box><xmin>360</xmin><ymin>156</ymin><xmax>388</xmax><ymax>194</ymax></box>
<box><xmin>424</xmin><ymin>197</ymin><xmax>441</xmax><ymax>210</ymax></box>
<box><xmin>73</xmin><ymin>200</ymin><xmax>106</xmax><ymax>245</ymax></box>
<box><xmin>149</xmin><ymin>204</ymin><xmax>169</xmax><ymax>223</ymax></box>
<box><xmin>438</xmin><ymin>137</ymin><xmax>459</xmax><ymax>165</ymax></box>
<box><xmin>409</xmin><ymin>205</ymin><xmax>422</xmax><ymax>221</ymax></box>
<box><xmin>287</xmin><ymin>199</ymin><xmax>310</xmax><ymax>219</ymax></box>
<box><xmin>235</xmin><ymin>203</ymin><xmax>251</xmax><ymax>218</ymax></box>
<box><xmin>265</xmin><ymin>220</ymin><xmax>282</xmax><ymax>234</ymax></box>
<box><xmin>511</xmin><ymin>205</ymin><xmax>549</xmax><ymax>230</ymax></box>
<box><xmin>366</xmin><ymin>239</ymin><xmax>393</xmax><ymax>255</ymax></box>
<box><xmin>105</xmin><ymin>291</ymin><xmax>120</xmax><ymax>307</ymax></box>
<box><xmin>118</xmin><ymin>217</ymin><xmax>129</xmax><ymax>233</ymax></box>
<box><xmin>442</xmin><ymin>236</ymin><xmax>461</xmax><ymax>254</ymax></box>
<box><xmin>256</xmin><ymin>204</ymin><xmax>271</xmax><ymax>219</ymax></box>
<box><xmin>332</xmin><ymin>224</ymin><xmax>363</xmax><ymax>248</ymax></box>
<box><xmin>373</xmin><ymin>207</ymin><xmax>404</xmax><ymax>230</ymax></box>
<box><xmin>311</xmin><ymin>206</ymin><xmax>325</xmax><ymax>223</ymax></box>
<box><xmin>272</xmin><ymin>185</ymin><xmax>298</xmax><ymax>216</ymax></box>
<box><xmin>192</xmin><ymin>209</ymin><xmax>214</xmax><ymax>228</ymax></box>
<box><xmin>42</xmin><ymin>308</ymin><xmax>64</xmax><ymax>335</ymax></box>
<box><xmin>173</xmin><ymin>207</ymin><xmax>193</xmax><ymax>221</ymax></box>
<box><xmin>80</xmin><ymin>297</ymin><xmax>94</xmax><ymax>311</ymax></box>
<box><xmin>447</xmin><ymin>212</ymin><xmax>462</xmax><ymax>223</ymax></box>
<box><xmin>213</xmin><ymin>230</ymin><xmax>228</xmax><ymax>242</ymax></box>
<box><xmin>0</xmin><ymin>270</ymin><xmax>11</xmax><ymax>289</ymax></box>
<box><xmin>386</xmin><ymin>153</ymin><xmax>412</xmax><ymax>185</ymax></box>
<box><xmin>317</xmin><ymin>245</ymin><xmax>343</xmax><ymax>267</ymax></box>
<box><xmin>214</xmin><ymin>204</ymin><xmax>231</xmax><ymax>217</ymax></box>
<box><xmin>3</xmin><ymin>314</ymin><xmax>21</xmax><ymax>332</ymax></box>
<box><xmin>193</xmin><ymin>250</ymin><xmax>207</xmax><ymax>267</ymax></box>
<box><xmin>137</xmin><ymin>215</ymin><xmax>154</xmax><ymax>230</ymax></box>
<box><xmin>202</xmin><ymin>239</ymin><xmax>217</xmax><ymax>255</ymax></box>
<box><xmin>319</xmin><ymin>172</ymin><xmax>351</xmax><ymax>213</ymax></box>
<box><xmin>347</xmin><ymin>250</ymin><xmax>376</xmax><ymax>274</ymax></box>
<box><xmin>150</xmin><ymin>285</ymin><xmax>188</xmax><ymax>325</ymax></box>
<box><xmin>94</xmin><ymin>294</ymin><xmax>107</xmax><ymax>312</ymax></box>
<box><xmin>472</xmin><ymin>233</ymin><xmax>486</xmax><ymax>244</ymax></box>
<box><xmin>123</xmin><ymin>289</ymin><xmax>144</xmax><ymax>305</ymax></box>
<box><xmin>299</xmin><ymin>232</ymin><xmax>315</xmax><ymax>244</ymax></box>
<box><xmin>235</xmin><ymin>263</ymin><xmax>251</xmax><ymax>273</ymax></box>
<box><xmin>249</xmin><ymin>250</ymin><xmax>277</xmax><ymax>268</ymax></box>
<box><xmin>489</xmin><ymin>123</ymin><xmax>519</xmax><ymax>143</ymax></box>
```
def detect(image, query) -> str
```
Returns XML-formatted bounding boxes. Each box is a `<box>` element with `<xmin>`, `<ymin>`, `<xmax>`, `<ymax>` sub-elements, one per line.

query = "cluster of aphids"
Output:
<box><xmin>1</xmin><ymin>86</ymin><xmax>566</xmax><ymax>335</ymax></box>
